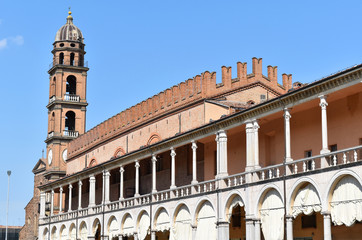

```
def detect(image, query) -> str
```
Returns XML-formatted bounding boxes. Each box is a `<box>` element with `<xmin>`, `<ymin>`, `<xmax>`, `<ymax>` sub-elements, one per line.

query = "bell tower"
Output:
<box><xmin>44</xmin><ymin>10</ymin><xmax>88</xmax><ymax>180</ymax></box>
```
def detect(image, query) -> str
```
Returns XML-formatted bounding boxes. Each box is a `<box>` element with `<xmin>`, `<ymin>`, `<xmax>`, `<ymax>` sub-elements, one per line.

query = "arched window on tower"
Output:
<box><xmin>66</xmin><ymin>76</ymin><xmax>77</xmax><ymax>95</ymax></box>
<box><xmin>65</xmin><ymin>111</ymin><xmax>76</xmax><ymax>136</ymax></box>
<box><xmin>59</xmin><ymin>53</ymin><xmax>64</xmax><ymax>65</ymax></box>
<box><xmin>70</xmin><ymin>53</ymin><xmax>75</xmax><ymax>66</ymax></box>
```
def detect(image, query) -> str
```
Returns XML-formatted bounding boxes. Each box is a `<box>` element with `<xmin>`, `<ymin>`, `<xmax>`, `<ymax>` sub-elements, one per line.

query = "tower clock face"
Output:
<box><xmin>62</xmin><ymin>149</ymin><xmax>68</xmax><ymax>162</ymax></box>
<box><xmin>48</xmin><ymin>149</ymin><xmax>53</xmax><ymax>165</ymax></box>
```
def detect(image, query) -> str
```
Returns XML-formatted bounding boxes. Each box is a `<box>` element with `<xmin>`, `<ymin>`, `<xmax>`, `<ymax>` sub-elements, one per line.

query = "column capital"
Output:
<box><xmin>151</xmin><ymin>154</ymin><xmax>157</xmax><ymax>163</ymax></box>
<box><xmin>284</xmin><ymin>108</ymin><xmax>292</xmax><ymax>119</ymax></box>
<box><xmin>89</xmin><ymin>175</ymin><xmax>96</xmax><ymax>181</ymax></box>
<box><xmin>191</xmin><ymin>140</ymin><xmax>198</xmax><ymax>149</ymax></box>
<box><xmin>120</xmin><ymin>166</ymin><xmax>125</xmax><ymax>172</ymax></box>
<box><xmin>218</xmin><ymin>129</ymin><xmax>227</xmax><ymax>139</ymax></box>
<box><xmin>68</xmin><ymin>183</ymin><xmax>73</xmax><ymax>189</ymax></box>
<box><xmin>78</xmin><ymin>180</ymin><xmax>83</xmax><ymax>186</ymax></box>
<box><xmin>170</xmin><ymin>148</ymin><xmax>176</xmax><ymax>157</ymax></box>
<box><xmin>103</xmin><ymin>170</ymin><xmax>111</xmax><ymax>176</ymax></box>
<box><xmin>51</xmin><ymin>189</ymin><xmax>54</xmax><ymax>194</ymax></box>
<box><xmin>319</xmin><ymin>95</ymin><xmax>328</xmax><ymax>108</ymax></box>
<box><xmin>135</xmin><ymin>160</ymin><xmax>140</xmax><ymax>168</ymax></box>
<box><xmin>321</xmin><ymin>211</ymin><xmax>331</xmax><ymax>216</ymax></box>
<box><xmin>245</xmin><ymin>121</ymin><xmax>254</xmax><ymax>131</ymax></box>
<box><xmin>253</xmin><ymin>120</ymin><xmax>260</xmax><ymax>130</ymax></box>
<box><xmin>59</xmin><ymin>186</ymin><xmax>63</xmax><ymax>192</ymax></box>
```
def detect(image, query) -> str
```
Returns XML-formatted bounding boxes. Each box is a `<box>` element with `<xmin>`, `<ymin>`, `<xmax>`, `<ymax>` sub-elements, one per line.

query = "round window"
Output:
<box><xmin>59</xmin><ymin>43</ymin><xmax>64</xmax><ymax>47</ymax></box>
<box><xmin>70</xmin><ymin>43</ymin><xmax>76</xmax><ymax>47</ymax></box>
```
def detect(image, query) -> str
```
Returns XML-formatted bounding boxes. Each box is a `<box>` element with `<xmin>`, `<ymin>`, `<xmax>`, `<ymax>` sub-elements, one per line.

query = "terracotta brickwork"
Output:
<box><xmin>68</xmin><ymin>58</ymin><xmax>292</xmax><ymax>160</ymax></box>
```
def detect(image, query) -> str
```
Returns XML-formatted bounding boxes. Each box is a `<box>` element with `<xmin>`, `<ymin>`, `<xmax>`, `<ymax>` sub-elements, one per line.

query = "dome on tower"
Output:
<box><xmin>55</xmin><ymin>11</ymin><xmax>83</xmax><ymax>43</ymax></box>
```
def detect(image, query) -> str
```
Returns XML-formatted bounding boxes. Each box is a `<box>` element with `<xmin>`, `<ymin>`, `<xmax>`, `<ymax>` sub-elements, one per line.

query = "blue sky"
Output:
<box><xmin>0</xmin><ymin>0</ymin><xmax>361</xmax><ymax>226</ymax></box>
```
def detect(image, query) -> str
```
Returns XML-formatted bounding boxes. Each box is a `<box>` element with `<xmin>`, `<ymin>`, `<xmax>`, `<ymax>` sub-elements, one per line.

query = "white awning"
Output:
<box><xmin>108</xmin><ymin>217</ymin><xmax>119</xmax><ymax>239</ymax></box>
<box><xmin>260</xmin><ymin>189</ymin><xmax>284</xmax><ymax>240</ymax></box>
<box><xmin>227</xmin><ymin>195</ymin><xmax>244</xmax><ymax>221</ymax></box>
<box><xmin>154</xmin><ymin>209</ymin><xmax>170</xmax><ymax>232</ymax></box>
<box><xmin>170</xmin><ymin>205</ymin><xmax>192</xmax><ymax>240</ymax></box>
<box><xmin>292</xmin><ymin>184</ymin><xmax>321</xmax><ymax>218</ymax></box>
<box><xmin>331</xmin><ymin>176</ymin><xmax>362</xmax><ymax>226</ymax></box>
<box><xmin>195</xmin><ymin>201</ymin><xmax>217</xmax><ymax>240</ymax></box>
<box><xmin>69</xmin><ymin>225</ymin><xmax>76</xmax><ymax>240</ymax></box>
<box><xmin>60</xmin><ymin>226</ymin><xmax>67</xmax><ymax>240</ymax></box>
<box><xmin>122</xmin><ymin>215</ymin><xmax>134</xmax><ymax>236</ymax></box>
<box><xmin>79</xmin><ymin>224</ymin><xmax>87</xmax><ymax>240</ymax></box>
<box><xmin>137</xmin><ymin>213</ymin><xmax>150</xmax><ymax>240</ymax></box>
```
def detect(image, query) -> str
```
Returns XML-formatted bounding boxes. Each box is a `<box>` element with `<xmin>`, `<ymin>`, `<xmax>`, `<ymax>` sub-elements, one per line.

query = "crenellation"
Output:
<box><xmin>68</xmin><ymin>58</ymin><xmax>293</xmax><ymax>157</ymax></box>
<box><xmin>252</xmin><ymin>57</ymin><xmax>263</xmax><ymax>76</ymax></box>
<box><xmin>282</xmin><ymin>73</ymin><xmax>293</xmax><ymax>91</ymax></box>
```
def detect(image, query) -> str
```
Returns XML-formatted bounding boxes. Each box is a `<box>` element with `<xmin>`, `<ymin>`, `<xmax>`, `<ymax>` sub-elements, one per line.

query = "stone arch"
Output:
<box><xmin>194</xmin><ymin>199</ymin><xmax>217</xmax><ymax>240</ymax></box>
<box><xmin>121</xmin><ymin>213</ymin><xmax>134</xmax><ymax>237</ymax></box>
<box><xmin>43</xmin><ymin>228</ymin><xmax>49</xmax><ymax>240</ymax></box>
<box><xmin>136</xmin><ymin>210</ymin><xmax>150</xmax><ymax>240</ymax></box>
<box><xmin>257</xmin><ymin>187</ymin><xmax>284</xmax><ymax>240</ymax></box>
<box><xmin>51</xmin><ymin>226</ymin><xmax>57</xmax><ymax>240</ymax></box>
<box><xmin>89</xmin><ymin>158</ymin><xmax>97</xmax><ymax>168</ymax></box>
<box><xmin>193</xmin><ymin>197</ymin><xmax>216</xmax><ymax>225</ymax></box>
<box><xmin>59</xmin><ymin>224</ymin><xmax>67</xmax><ymax>240</ymax></box>
<box><xmin>255</xmin><ymin>184</ymin><xmax>284</xmax><ymax>215</ymax></box>
<box><xmin>92</xmin><ymin>218</ymin><xmax>102</xmax><ymax>236</ymax></box>
<box><xmin>147</xmin><ymin>133</ymin><xmax>161</xmax><ymax>146</ymax></box>
<box><xmin>224</xmin><ymin>192</ymin><xmax>245</xmax><ymax>222</ymax></box>
<box><xmin>170</xmin><ymin>203</ymin><xmax>192</xmax><ymax>240</ymax></box>
<box><xmin>324</xmin><ymin>170</ymin><xmax>362</xmax><ymax>209</ymax></box>
<box><xmin>153</xmin><ymin>206</ymin><xmax>171</xmax><ymax>232</ymax></box>
<box><xmin>79</xmin><ymin>221</ymin><xmax>88</xmax><ymax>240</ymax></box>
<box><xmin>287</xmin><ymin>177</ymin><xmax>322</xmax><ymax>217</ymax></box>
<box><xmin>113</xmin><ymin>147</ymin><xmax>126</xmax><ymax>158</ymax></box>
<box><xmin>69</xmin><ymin>223</ymin><xmax>76</xmax><ymax>240</ymax></box>
<box><xmin>107</xmin><ymin>215</ymin><xmax>119</xmax><ymax>239</ymax></box>
<box><xmin>326</xmin><ymin>172</ymin><xmax>362</xmax><ymax>226</ymax></box>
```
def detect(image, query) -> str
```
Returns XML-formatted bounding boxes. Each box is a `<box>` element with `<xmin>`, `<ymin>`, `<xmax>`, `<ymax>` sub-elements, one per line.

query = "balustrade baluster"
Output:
<box><xmin>343</xmin><ymin>153</ymin><xmax>347</xmax><ymax>164</ymax></box>
<box><xmin>268</xmin><ymin>169</ymin><xmax>272</xmax><ymax>179</ymax></box>
<box><xmin>276</xmin><ymin>168</ymin><xmax>280</xmax><ymax>177</ymax></box>
<box><xmin>262</xmin><ymin>172</ymin><xmax>265</xmax><ymax>180</ymax></box>
<box><xmin>303</xmin><ymin>162</ymin><xmax>307</xmax><ymax>172</ymax></box>
<box><xmin>294</xmin><ymin>164</ymin><xmax>298</xmax><ymax>174</ymax></box>
<box><xmin>228</xmin><ymin>178</ymin><xmax>231</xmax><ymax>187</ymax></box>
<box><xmin>234</xmin><ymin>177</ymin><xmax>237</xmax><ymax>186</ymax></box>
<box><xmin>333</xmin><ymin>155</ymin><xmax>337</xmax><ymax>166</ymax></box>
<box><xmin>240</xmin><ymin>176</ymin><xmax>243</xmax><ymax>184</ymax></box>
<box><xmin>354</xmin><ymin>150</ymin><xmax>358</xmax><ymax>162</ymax></box>
<box><xmin>312</xmin><ymin>160</ymin><xmax>315</xmax><ymax>170</ymax></box>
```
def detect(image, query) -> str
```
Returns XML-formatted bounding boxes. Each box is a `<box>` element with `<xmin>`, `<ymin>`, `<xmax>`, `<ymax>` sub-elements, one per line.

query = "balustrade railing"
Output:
<box><xmin>63</xmin><ymin>130</ymin><xmax>79</xmax><ymax>138</ymax></box>
<box><xmin>49</xmin><ymin>95</ymin><xmax>56</xmax><ymax>103</ymax></box>
<box><xmin>40</xmin><ymin>145</ymin><xmax>362</xmax><ymax>224</ymax></box>
<box><xmin>49</xmin><ymin>61</ymin><xmax>88</xmax><ymax>69</ymax></box>
<box><xmin>64</xmin><ymin>94</ymin><xmax>80</xmax><ymax>102</ymax></box>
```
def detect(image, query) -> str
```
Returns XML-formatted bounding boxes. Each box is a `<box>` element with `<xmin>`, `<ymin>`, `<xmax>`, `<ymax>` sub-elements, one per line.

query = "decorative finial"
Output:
<box><xmin>68</xmin><ymin>7</ymin><xmax>72</xmax><ymax>15</ymax></box>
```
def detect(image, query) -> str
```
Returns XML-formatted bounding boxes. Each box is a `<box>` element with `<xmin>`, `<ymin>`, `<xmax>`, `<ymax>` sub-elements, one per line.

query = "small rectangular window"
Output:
<box><xmin>304</xmin><ymin>150</ymin><xmax>312</xmax><ymax>170</ymax></box>
<box><xmin>260</xmin><ymin>94</ymin><xmax>266</xmax><ymax>102</ymax></box>
<box><xmin>301</xmin><ymin>214</ymin><xmax>317</xmax><ymax>228</ymax></box>
<box><xmin>329</xmin><ymin>144</ymin><xmax>337</xmax><ymax>152</ymax></box>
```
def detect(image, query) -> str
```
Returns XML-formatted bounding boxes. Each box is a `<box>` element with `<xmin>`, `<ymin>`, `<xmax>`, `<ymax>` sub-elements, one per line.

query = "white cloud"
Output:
<box><xmin>11</xmin><ymin>35</ymin><xmax>24</xmax><ymax>45</ymax></box>
<box><xmin>0</xmin><ymin>38</ymin><xmax>7</xmax><ymax>50</ymax></box>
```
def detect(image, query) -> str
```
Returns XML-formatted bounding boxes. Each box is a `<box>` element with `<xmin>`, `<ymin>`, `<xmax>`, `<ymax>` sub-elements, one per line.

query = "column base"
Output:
<box><xmin>217</xmin><ymin>221</ymin><xmax>229</xmax><ymax>240</ymax></box>
<box><xmin>134</xmin><ymin>193</ymin><xmax>140</xmax><ymax>197</ymax></box>
<box><xmin>191</xmin><ymin>180</ymin><xmax>198</xmax><ymax>185</ymax></box>
<box><xmin>320</xmin><ymin>149</ymin><xmax>331</xmax><ymax>168</ymax></box>
<box><xmin>152</xmin><ymin>189</ymin><xmax>157</xmax><ymax>194</ymax></box>
<box><xmin>170</xmin><ymin>185</ymin><xmax>177</xmax><ymax>190</ymax></box>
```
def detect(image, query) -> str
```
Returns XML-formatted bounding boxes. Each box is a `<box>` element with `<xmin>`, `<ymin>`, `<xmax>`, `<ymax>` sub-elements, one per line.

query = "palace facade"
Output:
<box><xmin>21</xmin><ymin>12</ymin><xmax>362</xmax><ymax>240</ymax></box>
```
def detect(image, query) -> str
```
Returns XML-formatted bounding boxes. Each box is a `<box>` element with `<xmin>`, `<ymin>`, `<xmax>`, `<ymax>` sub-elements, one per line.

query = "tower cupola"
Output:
<box><xmin>55</xmin><ymin>11</ymin><xmax>83</xmax><ymax>43</ymax></box>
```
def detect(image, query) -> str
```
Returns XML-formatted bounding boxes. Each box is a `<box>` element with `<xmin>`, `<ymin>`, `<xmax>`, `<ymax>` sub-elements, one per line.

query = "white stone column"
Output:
<box><xmin>217</xmin><ymin>221</ymin><xmax>229</xmax><ymax>240</ymax></box>
<box><xmin>286</xmin><ymin>216</ymin><xmax>293</xmax><ymax>240</ymax></box>
<box><xmin>245</xmin><ymin>219</ymin><xmax>255</xmax><ymax>240</ymax></box>
<box><xmin>284</xmin><ymin>108</ymin><xmax>293</xmax><ymax>162</ymax></box>
<box><xmin>119</xmin><ymin>166</ymin><xmax>124</xmax><ymax>200</ymax></box>
<box><xmin>170</xmin><ymin>148</ymin><xmax>176</xmax><ymax>189</ymax></box>
<box><xmin>217</xmin><ymin>130</ymin><xmax>228</xmax><ymax>178</ymax></box>
<box><xmin>215</xmin><ymin>133</ymin><xmax>220</xmax><ymax>177</ymax></box>
<box><xmin>191</xmin><ymin>225</ymin><xmax>197</xmax><ymax>240</ymax></box>
<box><xmin>254</xmin><ymin>220</ymin><xmax>261</xmax><ymax>240</ymax></box>
<box><xmin>50</xmin><ymin>190</ymin><xmax>54</xmax><ymax>216</ymax></box>
<box><xmin>40</xmin><ymin>191</ymin><xmax>46</xmax><ymax>217</ymax></box>
<box><xmin>89</xmin><ymin>175</ymin><xmax>96</xmax><ymax>207</ymax></box>
<box><xmin>253</xmin><ymin>121</ymin><xmax>260</xmax><ymax>168</ymax></box>
<box><xmin>134</xmin><ymin>233</ymin><xmax>139</xmax><ymax>240</ymax></box>
<box><xmin>323</xmin><ymin>212</ymin><xmax>332</xmax><ymax>240</ymax></box>
<box><xmin>59</xmin><ymin>187</ymin><xmax>63</xmax><ymax>213</ymax></box>
<box><xmin>78</xmin><ymin>180</ymin><xmax>82</xmax><ymax>209</ymax></box>
<box><xmin>319</xmin><ymin>95</ymin><xmax>330</xmax><ymax>153</ymax></box>
<box><xmin>135</xmin><ymin>161</ymin><xmax>140</xmax><ymax>197</ymax></box>
<box><xmin>68</xmin><ymin>184</ymin><xmax>73</xmax><ymax>212</ymax></box>
<box><xmin>246</xmin><ymin>121</ymin><xmax>255</xmax><ymax>171</ymax></box>
<box><xmin>150</xmin><ymin>231</ymin><xmax>156</xmax><ymax>240</ymax></box>
<box><xmin>152</xmin><ymin>154</ymin><xmax>157</xmax><ymax>193</ymax></box>
<box><xmin>103</xmin><ymin>170</ymin><xmax>110</xmax><ymax>204</ymax></box>
<box><xmin>191</xmin><ymin>141</ymin><xmax>198</xmax><ymax>184</ymax></box>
